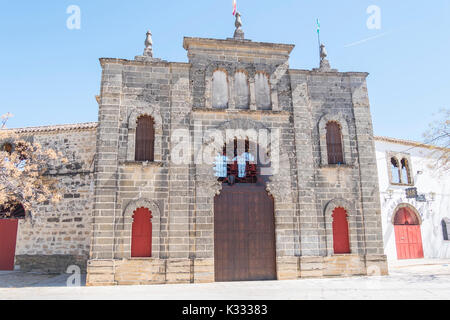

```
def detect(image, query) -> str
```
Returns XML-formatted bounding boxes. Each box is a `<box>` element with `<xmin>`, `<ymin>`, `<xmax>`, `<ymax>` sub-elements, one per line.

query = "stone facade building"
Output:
<box><xmin>0</xmin><ymin>28</ymin><xmax>389</xmax><ymax>285</ymax></box>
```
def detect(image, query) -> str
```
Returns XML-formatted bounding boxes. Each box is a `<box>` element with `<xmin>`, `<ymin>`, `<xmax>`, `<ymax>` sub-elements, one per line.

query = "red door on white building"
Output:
<box><xmin>394</xmin><ymin>207</ymin><xmax>424</xmax><ymax>260</ymax></box>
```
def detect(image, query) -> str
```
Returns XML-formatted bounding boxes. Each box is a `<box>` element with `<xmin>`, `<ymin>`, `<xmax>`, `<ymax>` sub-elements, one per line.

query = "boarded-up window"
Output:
<box><xmin>135</xmin><ymin>116</ymin><xmax>155</xmax><ymax>162</ymax></box>
<box><xmin>212</xmin><ymin>70</ymin><xmax>228</xmax><ymax>109</ymax></box>
<box><xmin>442</xmin><ymin>219</ymin><xmax>450</xmax><ymax>241</ymax></box>
<box><xmin>391</xmin><ymin>157</ymin><xmax>401</xmax><ymax>184</ymax></box>
<box><xmin>255</xmin><ymin>73</ymin><xmax>271</xmax><ymax>110</ymax></box>
<box><xmin>326</xmin><ymin>122</ymin><xmax>344</xmax><ymax>164</ymax></box>
<box><xmin>234</xmin><ymin>71</ymin><xmax>249</xmax><ymax>109</ymax></box>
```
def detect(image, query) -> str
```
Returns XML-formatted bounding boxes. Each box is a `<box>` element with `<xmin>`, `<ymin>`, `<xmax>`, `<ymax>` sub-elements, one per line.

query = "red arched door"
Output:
<box><xmin>332</xmin><ymin>207</ymin><xmax>351</xmax><ymax>254</ymax></box>
<box><xmin>131</xmin><ymin>207</ymin><xmax>153</xmax><ymax>258</ymax></box>
<box><xmin>394</xmin><ymin>207</ymin><xmax>424</xmax><ymax>260</ymax></box>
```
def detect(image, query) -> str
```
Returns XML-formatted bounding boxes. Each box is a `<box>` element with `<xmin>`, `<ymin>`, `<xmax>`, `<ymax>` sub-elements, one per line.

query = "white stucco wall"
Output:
<box><xmin>375</xmin><ymin>139</ymin><xmax>450</xmax><ymax>260</ymax></box>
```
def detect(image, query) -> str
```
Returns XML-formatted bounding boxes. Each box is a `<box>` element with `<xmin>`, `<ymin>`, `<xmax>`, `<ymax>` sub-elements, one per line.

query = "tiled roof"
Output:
<box><xmin>374</xmin><ymin>136</ymin><xmax>448</xmax><ymax>151</ymax></box>
<box><xmin>4</xmin><ymin>122</ymin><xmax>98</xmax><ymax>134</ymax></box>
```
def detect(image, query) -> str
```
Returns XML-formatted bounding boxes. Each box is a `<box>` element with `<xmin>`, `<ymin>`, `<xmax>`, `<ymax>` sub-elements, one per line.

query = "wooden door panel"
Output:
<box><xmin>0</xmin><ymin>219</ymin><xmax>18</xmax><ymax>271</ymax></box>
<box><xmin>214</xmin><ymin>184</ymin><xmax>276</xmax><ymax>282</ymax></box>
<box><xmin>332</xmin><ymin>208</ymin><xmax>350</xmax><ymax>254</ymax></box>
<box><xmin>131</xmin><ymin>208</ymin><xmax>152</xmax><ymax>258</ymax></box>
<box><xmin>395</xmin><ymin>226</ymin><xmax>409</xmax><ymax>259</ymax></box>
<box><xmin>408</xmin><ymin>226</ymin><xmax>424</xmax><ymax>259</ymax></box>
<box><xmin>395</xmin><ymin>225</ymin><xmax>424</xmax><ymax>259</ymax></box>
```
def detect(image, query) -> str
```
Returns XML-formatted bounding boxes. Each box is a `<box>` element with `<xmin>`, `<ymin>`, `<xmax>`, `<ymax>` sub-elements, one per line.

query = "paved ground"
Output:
<box><xmin>0</xmin><ymin>259</ymin><xmax>449</xmax><ymax>300</ymax></box>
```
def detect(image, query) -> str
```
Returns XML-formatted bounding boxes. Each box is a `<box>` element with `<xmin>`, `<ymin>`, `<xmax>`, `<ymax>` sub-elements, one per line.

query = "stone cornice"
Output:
<box><xmin>183</xmin><ymin>37</ymin><xmax>295</xmax><ymax>56</ymax></box>
<box><xmin>191</xmin><ymin>107</ymin><xmax>291</xmax><ymax>118</ymax></box>
<box><xmin>289</xmin><ymin>69</ymin><xmax>369</xmax><ymax>78</ymax></box>
<box><xmin>99</xmin><ymin>58</ymin><xmax>190</xmax><ymax>69</ymax></box>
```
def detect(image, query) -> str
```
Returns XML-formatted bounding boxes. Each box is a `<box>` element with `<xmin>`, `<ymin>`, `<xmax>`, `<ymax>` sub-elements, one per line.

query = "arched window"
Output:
<box><xmin>212</xmin><ymin>70</ymin><xmax>229</xmax><ymax>109</ymax></box>
<box><xmin>332</xmin><ymin>207</ymin><xmax>350</xmax><ymax>254</ymax></box>
<box><xmin>326</xmin><ymin>121</ymin><xmax>344</xmax><ymax>165</ymax></box>
<box><xmin>234</xmin><ymin>71</ymin><xmax>249</xmax><ymax>110</ymax></box>
<box><xmin>135</xmin><ymin>116</ymin><xmax>155</xmax><ymax>162</ymax></box>
<box><xmin>391</xmin><ymin>157</ymin><xmax>401</xmax><ymax>184</ymax></box>
<box><xmin>441</xmin><ymin>219</ymin><xmax>449</xmax><ymax>241</ymax></box>
<box><xmin>255</xmin><ymin>72</ymin><xmax>271</xmax><ymax>110</ymax></box>
<box><xmin>131</xmin><ymin>207</ymin><xmax>153</xmax><ymax>258</ymax></box>
<box><xmin>401</xmin><ymin>158</ymin><xmax>411</xmax><ymax>185</ymax></box>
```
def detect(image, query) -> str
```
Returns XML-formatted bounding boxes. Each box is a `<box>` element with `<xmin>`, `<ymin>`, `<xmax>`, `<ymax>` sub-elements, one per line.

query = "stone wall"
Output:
<box><xmin>85</xmin><ymin>36</ymin><xmax>387</xmax><ymax>286</ymax></box>
<box><xmin>1</xmin><ymin>124</ymin><xmax>97</xmax><ymax>273</ymax></box>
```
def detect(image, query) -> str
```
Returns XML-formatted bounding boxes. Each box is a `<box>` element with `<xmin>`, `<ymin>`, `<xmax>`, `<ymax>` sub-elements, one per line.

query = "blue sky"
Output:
<box><xmin>0</xmin><ymin>1</ymin><xmax>449</xmax><ymax>142</ymax></box>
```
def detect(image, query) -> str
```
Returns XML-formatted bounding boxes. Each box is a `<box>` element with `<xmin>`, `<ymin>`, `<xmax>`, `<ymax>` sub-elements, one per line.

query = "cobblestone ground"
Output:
<box><xmin>0</xmin><ymin>260</ymin><xmax>449</xmax><ymax>300</ymax></box>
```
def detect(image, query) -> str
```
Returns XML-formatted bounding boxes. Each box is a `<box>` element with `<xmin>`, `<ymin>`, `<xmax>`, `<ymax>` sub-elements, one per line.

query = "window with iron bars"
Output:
<box><xmin>214</xmin><ymin>138</ymin><xmax>258</xmax><ymax>184</ymax></box>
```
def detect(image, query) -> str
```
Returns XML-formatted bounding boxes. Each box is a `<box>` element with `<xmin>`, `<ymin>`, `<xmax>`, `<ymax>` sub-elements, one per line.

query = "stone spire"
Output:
<box><xmin>144</xmin><ymin>30</ymin><xmax>153</xmax><ymax>57</ymax></box>
<box><xmin>313</xmin><ymin>43</ymin><xmax>337</xmax><ymax>72</ymax></box>
<box><xmin>233</xmin><ymin>12</ymin><xmax>244</xmax><ymax>40</ymax></box>
<box><xmin>136</xmin><ymin>29</ymin><xmax>164</xmax><ymax>62</ymax></box>
<box><xmin>319</xmin><ymin>44</ymin><xmax>331</xmax><ymax>70</ymax></box>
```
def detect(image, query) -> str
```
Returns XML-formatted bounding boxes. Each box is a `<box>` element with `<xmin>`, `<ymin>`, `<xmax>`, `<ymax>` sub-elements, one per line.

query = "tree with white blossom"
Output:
<box><xmin>0</xmin><ymin>113</ymin><xmax>67</xmax><ymax>218</ymax></box>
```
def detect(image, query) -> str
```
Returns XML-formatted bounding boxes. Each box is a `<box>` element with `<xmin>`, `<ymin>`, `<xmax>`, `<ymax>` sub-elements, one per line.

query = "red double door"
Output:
<box><xmin>394</xmin><ymin>208</ymin><xmax>424</xmax><ymax>260</ymax></box>
<box><xmin>0</xmin><ymin>219</ymin><xmax>19</xmax><ymax>270</ymax></box>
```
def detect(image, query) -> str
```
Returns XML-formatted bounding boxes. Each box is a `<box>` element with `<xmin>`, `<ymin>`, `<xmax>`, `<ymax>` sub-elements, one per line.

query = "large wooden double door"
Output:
<box><xmin>214</xmin><ymin>184</ymin><xmax>277</xmax><ymax>282</ymax></box>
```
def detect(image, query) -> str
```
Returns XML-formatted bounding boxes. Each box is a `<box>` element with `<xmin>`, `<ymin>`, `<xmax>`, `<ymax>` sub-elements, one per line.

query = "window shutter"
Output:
<box><xmin>442</xmin><ymin>219</ymin><xmax>450</xmax><ymax>241</ymax></box>
<box><xmin>135</xmin><ymin>116</ymin><xmax>155</xmax><ymax>162</ymax></box>
<box><xmin>326</xmin><ymin>122</ymin><xmax>344</xmax><ymax>165</ymax></box>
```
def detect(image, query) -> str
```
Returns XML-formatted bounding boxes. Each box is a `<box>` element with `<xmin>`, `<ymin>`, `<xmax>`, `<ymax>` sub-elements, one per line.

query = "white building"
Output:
<box><xmin>375</xmin><ymin>136</ymin><xmax>450</xmax><ymax>261</ymax></box>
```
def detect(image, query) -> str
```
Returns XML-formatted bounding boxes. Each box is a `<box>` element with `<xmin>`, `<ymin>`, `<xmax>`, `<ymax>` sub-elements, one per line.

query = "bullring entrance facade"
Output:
<box><xmin>0</xmin><ymin>25</ymin><xmax>389</xmax><ymax>285</ymax></box>
<box><xmin>85</xmin><ymin>25</ymin><xmax>388</xmax><ymax>285</ymax></box>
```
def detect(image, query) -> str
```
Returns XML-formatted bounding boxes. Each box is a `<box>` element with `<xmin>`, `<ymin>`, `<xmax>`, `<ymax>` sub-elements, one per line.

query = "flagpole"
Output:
<box><xmin>316</xmin><ymin>18</ymin><xmax>321</xmax><ymax>49</ymax></box>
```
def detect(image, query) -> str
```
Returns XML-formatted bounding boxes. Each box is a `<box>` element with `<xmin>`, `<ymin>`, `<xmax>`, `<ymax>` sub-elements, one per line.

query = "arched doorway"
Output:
<box><xmin>213</xmin><ymin>138</ymin><xmax>276</xmax><ymax>282</ymax></box>
<box><xmin>393</xmin><ymin>206</ymin><xmax>424</xmax><ymax>260</ymax></box>
<box><xmin>0</xmin><ymin>203</ymin><xmax>25</xmax><ymax>270</ymax></box>
<box><xmin>131</xmin><ymin>207</ymin><xmax>153</xmax><ymax>258</ymax></box>
<box><xmin>332</xmin><ymin>207</ymin><xmax>350</xmax><ymax>254</ymax></box>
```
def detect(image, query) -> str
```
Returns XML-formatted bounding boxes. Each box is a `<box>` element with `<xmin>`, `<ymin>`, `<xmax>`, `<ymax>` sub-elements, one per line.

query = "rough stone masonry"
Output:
<box><xmin>1</xmin><ymin>27</ymin><xmax>388</xmax><ymax>284</ymax></box>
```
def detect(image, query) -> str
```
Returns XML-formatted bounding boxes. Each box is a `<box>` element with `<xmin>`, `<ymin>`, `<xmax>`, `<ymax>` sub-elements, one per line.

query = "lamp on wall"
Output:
<box><xmin>384</xmin><ymin>189</ymin><xmax>394</xmax><ymax>201</ymax></box>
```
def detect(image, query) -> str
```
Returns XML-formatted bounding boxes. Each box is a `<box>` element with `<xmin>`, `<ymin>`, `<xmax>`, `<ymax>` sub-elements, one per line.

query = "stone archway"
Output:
<box><xmin>114</xmin><ymin>198</ymin><xmax>161</xmax><ymax>259</ymax></box>
<box><xmin>194</xmin><ymin>118</ymin><xmax>297</xmax><ymax>282</ymax></box>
